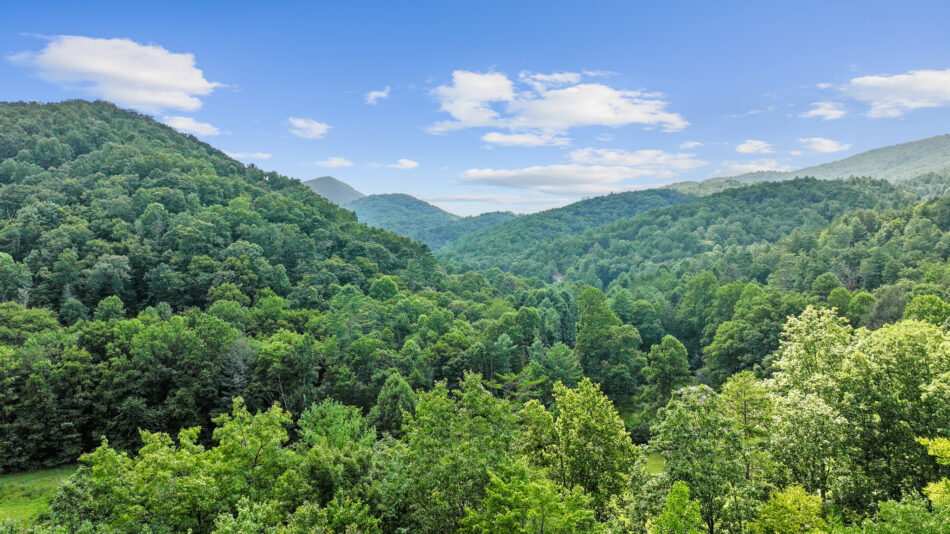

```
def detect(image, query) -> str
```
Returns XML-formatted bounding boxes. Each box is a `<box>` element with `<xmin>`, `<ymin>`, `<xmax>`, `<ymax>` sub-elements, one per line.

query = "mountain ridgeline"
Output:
<box><xmin>669</xmin><ymin>133</ymin><xmax>950</xmax><ymax>195</ymax></box>
<box><xmin>4</xmin><ymin>101</ymin><xmax>950</xmax><ymax>533</ymax></box>
<box><xmin>302</xmin><ymin>175</ymin><xmax>365</xmax><ymax>204</ymax></box>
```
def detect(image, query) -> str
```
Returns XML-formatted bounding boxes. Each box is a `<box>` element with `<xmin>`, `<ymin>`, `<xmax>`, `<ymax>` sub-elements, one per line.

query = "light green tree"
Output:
<box><xmin>751</xmin><ymin>486</ymin><xmax>826</xmax><ymax>534</ymax></box>
<box><xmin>647</xmin><ymin>481</ymin><xmax>703</xmax><ymax>534</ymax></box>
<box><xmin>461</xmin><ymin>458</ymin><xmax>599</xmax><ymax>534</ymax></box>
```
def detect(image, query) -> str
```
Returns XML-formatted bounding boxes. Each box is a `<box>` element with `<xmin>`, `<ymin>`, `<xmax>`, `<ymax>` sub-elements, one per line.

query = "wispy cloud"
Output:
<box><xmin>312</xmin><ymin>156</ymin><xmax>353</xmax><ymax>167</ymax></box>
<box><xmin>288</xmin><ymin>117</ymin><xmax>330</xmax><ymax>139</ymax></box>
<box><xmin>365</xmin><ymin>86</ymin><xmax>390</xmax><ymax>105</ymax></box>
<box><xmin>370</xmin><ymin>158</ymin><xmax>419</xmax><ymax>169</ymax></box>
<box><xmin>481</xmin><ymin>132</ymin><xmax>570</xmax><ymax>147</ymax></box>
<box><xmin>163</xmin><ymin>116</ymin><xmax>219</xmax><ymax>136</ymax></box>
<box><xmin>799</xmin><ymin>137</ymin><xmax>852</xmax><ymax>153</ymax></box>
<box><xmin>9</xmin><ymin>35</ymin><xmax>221</xmax><ymax>112</ymax></box>
<box><xmin>799</xmin><ymin>101</ymin><xmax>846</xmax><ymax>120</ymax></box>
<box><xmin>735</xmin><ymin>139</ymin><xmax>774</xmax><ymax>154</ymax></box>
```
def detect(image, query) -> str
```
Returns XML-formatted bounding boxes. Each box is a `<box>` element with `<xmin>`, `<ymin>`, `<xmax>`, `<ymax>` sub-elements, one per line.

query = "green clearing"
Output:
<box><xmin>0</xmin><ymin>467</ymin><xmax>75</xmax><ymax>524</ymax></box>
<box><xmin>646</xmin><ymin>453</ymin><xmax>665</xmax><ymax>474</ymax></box>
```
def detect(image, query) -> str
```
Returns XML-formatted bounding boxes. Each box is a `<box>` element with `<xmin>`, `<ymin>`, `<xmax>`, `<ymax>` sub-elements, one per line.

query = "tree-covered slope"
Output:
<box><xmin>686</xmin><ymin>134</ymin><xmax>950</xmax><ymax>191</ymax></box>
<box><xmin>0</xmin><ymin>100</ymin><xmax>438</xmax><ymax>317</ymax></box>
<box><xmin>302</xmin><ymin>175</ymin><xmax>365</xmax><ymax>204</ymax></box>
<box><xmin>415</xmin><ymin>209</ymin><xmax>518</xmax><ymax>250</ymax></box>
<box><xmin>346</xmin><ymin>193</ymin><xmax>517</xmax><ymax>249</ymax></box>
<box><xmin>346</xmin><ymin>192</ymin><xmax>458</xmax><ymax>235</ymax></box>
<box><xmin>455</xmin><ymin>178</ymin><xmax>915</xmax><ymax>284</ymax></box>
<box><xmin>439</xmin><ymin>188</ymin><xmax>695</xmax><ymax>271</ymax></box>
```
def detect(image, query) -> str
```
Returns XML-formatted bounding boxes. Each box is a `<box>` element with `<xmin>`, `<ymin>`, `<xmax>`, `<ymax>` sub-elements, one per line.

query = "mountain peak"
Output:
<box><xmin>302</xmin><ymin>176</ymin><xmax>365</xmax><ymax>205</ymax></box>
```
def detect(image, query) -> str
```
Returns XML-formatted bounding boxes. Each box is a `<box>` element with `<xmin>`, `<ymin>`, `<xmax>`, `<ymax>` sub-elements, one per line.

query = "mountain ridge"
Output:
<box><xmin>302</xmin><ymin>175</ymin><xmax>366</xmax><ymax>204</ymax></box>
<box><xmin>669</xmin><ymin>134</ymin><xmax>950</xmax><ymax>195</ymax></box>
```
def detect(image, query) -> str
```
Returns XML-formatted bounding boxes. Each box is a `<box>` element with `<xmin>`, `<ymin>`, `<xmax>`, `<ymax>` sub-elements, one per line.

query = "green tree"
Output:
<box><xmin>903</xmin><ymin>294</ymin><xmax>950</xmax><ymax>325</ymax></box>
<box><xmin>648</xmin><ymin>481</ymin><xmax>703</xmax><ymax>534</ymax></box>
<box><xmin>751</xmin><ymin>486</ymin><xmax>826</xmax><ymax>534</ymax></box>
<box><xmin>549</xmin><ymin>378</ymin><xmax>644</xmax><ymax>518</ymax></box>
<box><xmin>650</xmin><ymin>386</ymin><xmax>745</xmax><ymax>534</ymax></box>
<box><xmin>461</xmin><ymin>459</ymin><xmax>599</xmax><ymax>534</ymax></box>
<box><xmin>769</xmin><ymin>391</ymin><xmax>849</xmax><ymax>503</ymax></box>
<box><xmin>368</xmin><ymin>372</ymin><xmax>416</xmax><ymax>437</ymax></box>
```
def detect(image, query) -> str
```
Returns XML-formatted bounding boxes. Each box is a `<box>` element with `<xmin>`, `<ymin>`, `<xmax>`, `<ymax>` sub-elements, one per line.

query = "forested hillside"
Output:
<box><xmin>440</xmin><ymin>188</ymin><xmax>695</xmax><ymax>271</ymax></box>
<box><xmin>444</xmin><ymin>178</ymin><xmax>913</xmax><ymax>282</ymax></box>
<box><xmin>2</xmin><ymin>101</ymin><xmax>950</xmax><ymax>533</ymax></box>
<box><xmin>346</xmin><ymin>193</ymin><xmax>517</xmax><ymax>249</ymax></box>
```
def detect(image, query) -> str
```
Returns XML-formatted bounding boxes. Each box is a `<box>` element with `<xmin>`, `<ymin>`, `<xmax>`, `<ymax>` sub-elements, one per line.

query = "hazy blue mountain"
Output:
<box><xmin>302</xmin><ymin>176</ymin><xmax>365</xmax><ymax>204</ymax></box>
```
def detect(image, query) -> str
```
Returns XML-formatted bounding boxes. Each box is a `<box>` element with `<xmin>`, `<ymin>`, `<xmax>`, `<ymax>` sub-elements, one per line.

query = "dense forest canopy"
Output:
<box><xmin>442</xmin><ymin>177</ymin><xmax>915</xmax><ymax>284</ymax></box>
<box><xmin>440</xmin><ymin>188</ymin><xmax>695</xmax><ymax>273</ymax></box>
<box><xmin>1</xmin><ymin>101</ymin><xmax>949</xmax><ymax>533</ymax></box>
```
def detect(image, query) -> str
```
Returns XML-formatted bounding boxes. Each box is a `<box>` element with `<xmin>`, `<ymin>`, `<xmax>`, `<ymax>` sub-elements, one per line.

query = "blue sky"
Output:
<box><xmin>3</xmin><ymin>1</ymin><xmax>950</xmax><ymax>215</ymax></box>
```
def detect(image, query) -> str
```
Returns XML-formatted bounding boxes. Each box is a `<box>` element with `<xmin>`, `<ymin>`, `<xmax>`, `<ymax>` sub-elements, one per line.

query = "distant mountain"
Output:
<box><xmin>345</xmin><ymin>193</ymin><xmax>516</xmax><ymax>249</ymax></box>
<box><xmin>439</xmin><ymin>189</ymin><xmax>695</xmax><ymax>271</ymax></box>
<box><xmin>674</xmin><ymin>134</ymin><xmax>950</xmax><ymax>194</ymax></box>
<box><xmin>303</xmin><ymin>176</ymin><xmax>365</xmax><ymax>204</ymax></box>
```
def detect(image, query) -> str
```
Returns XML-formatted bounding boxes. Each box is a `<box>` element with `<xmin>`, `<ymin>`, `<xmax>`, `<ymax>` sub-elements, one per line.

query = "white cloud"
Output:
<box><xmin>799</xmin><ymin>137</ymin><xmax>853</xmax><ymax>153</ymax></box>
<box><xmin>596</xmin><ymin>133</ymin><xmax>614</xmax><ymax>142</ymax></box>
<box><xmin>365</xmin><ymin>86</ymin><xmax>390</xmax><ymax>105</ymax></box>
<box><xmin>679</xmin><ymin>140</ymin><xmax>703</xmax><ymax>149</ymax></box>
<box><xmin>481</xmin><ymin>132</ymin><xmax>570</xmax><ymax>147</ymax></box>
<box><xmin>9</xmin><ymin>35</ymin><xmax>221</xmax><ymax>112</ymax></box>
<box><xmin>163</xmin><ymin>116</ymin><xmax>219</xmax><ymax>136</ymax></box>
<box><xmin>461</xmin><ymin>164</ymin><xmax>651</xmax><ymax>193</ymax></box>
<box><xmin>845</xmin><ymin>68</ymin><xmax>950</xmax><ymax>118</ymax></box>
<box><xmin>288</xmin><ymin>117</ymin><xmax>330</xmax><ymax>139</ymax></box>
<box><xmin>226</xmin><ymin>151</ymin><xmax>272</xmax><ymax>160</ymax></box>
<box><xmin>735</xmin><ymin>139</ymin><xmax>774</xmax><ymax>154</ymax></box>
<box><xmin>710</xmin><ymin>159</ymin><xmax>791</xmax><ymax>177</ymax></box>
<box><xmin>370</xmin><ymin>158</ymin><xmax>419</xmax><ymax>170</ymax></box>
<box><xmin>799</xmin><ymin>101</ymin><xmax>846</xmax><ymax>120</ymax></box>
<box><xmin>313</xmin><ymin>157</ymin><xmax>353</xmax><ymax>167</ymax></box>
<box><xmin>568</xmin><ymin>148</ymin><xmax>707</xmax><ymax>177</ymax></box>
<box><xmin>507</xmin><ymin>83</ymin><xmax>688</xmax><ymax>132</ymax></box>
<box><xmin>428</xmin><ymin>70</ymin><xmax>688</xmax><ymax>137</ymax></box>
<box><xmin>816</xmin><ymin>82</ymin><xmax>833</xmax><ymax>89</ymax></box>
<box><xmin>429</xmin><ymin>71</ymin><xmax>515</xmax><ymax>133</ymax></box>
